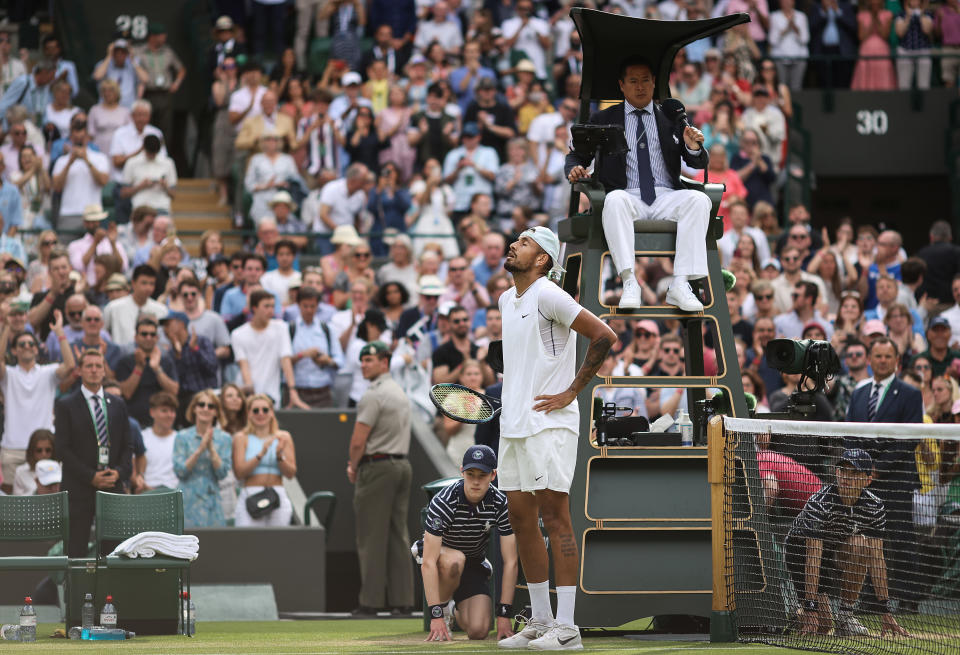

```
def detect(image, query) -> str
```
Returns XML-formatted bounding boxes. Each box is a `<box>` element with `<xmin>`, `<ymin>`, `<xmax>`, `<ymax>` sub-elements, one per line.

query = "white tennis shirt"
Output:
<box><xmin>499</xmin><ymin>276</ymin><xmax>582</xmax><ymax>438</ymax></box>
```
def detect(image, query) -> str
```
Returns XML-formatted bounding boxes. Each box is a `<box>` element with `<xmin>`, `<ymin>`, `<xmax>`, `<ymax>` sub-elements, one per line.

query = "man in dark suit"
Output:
<box><xmin>808</xmin><ymin>0</ymin><xmax>858</xmax><ymax>88</ymax></box>
<box><xmin>565</xmin><ymin>55</ymin><xmax>710</xmax><ymax>312</ymax></box>
<box><xmin>845</xmin><ymin>336</ymin><xmax>922</xmax><ymax>611</ymax></box>
<box><xmin>916</xmin><ymin>220</ymin><xmax>960</xmax><ymax>305</ymax></box>
<box><xmin>55</xmin><ymin>349</ymin><xmax>133</xmax><ymax>557</ymax></box>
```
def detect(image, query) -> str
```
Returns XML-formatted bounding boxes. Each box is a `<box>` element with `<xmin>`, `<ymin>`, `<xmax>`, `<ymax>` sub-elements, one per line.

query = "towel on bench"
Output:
<box><xmin>109</xmin><ymin>531</ymin><xmax>199</xmax><ymax>561</ymax></box>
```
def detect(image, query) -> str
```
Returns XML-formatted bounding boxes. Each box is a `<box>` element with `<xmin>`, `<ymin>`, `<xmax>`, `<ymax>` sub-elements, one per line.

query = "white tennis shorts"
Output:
<box><xmin>498</xmin><ymin>428</ymin><xmax>579</xmax><ymax>493</ymax></box>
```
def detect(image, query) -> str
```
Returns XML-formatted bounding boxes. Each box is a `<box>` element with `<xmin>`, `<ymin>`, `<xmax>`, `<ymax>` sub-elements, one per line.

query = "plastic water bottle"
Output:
<box><xmin>85</xmin><ymin>627</ymin><xmax>135</xmax><ymax>640</ymax></box>
<box><xmin>178</xmin><ymin>591</ymin><xmax>196</xmax><ymax>635</ymax></box>
<box><xmin>81</xmin><ymin>593</ymin><xmax>95</xmax><ymax>632</ymax></box>
<box><xmin>185</xmin><ymin>592</ymin><xmax>196</xmax><ymax>635</ymax></box>
<box><xmin>19</xmin><ymin>596</ymin><xmax>36</xmax><ymax>642</ymax></box>
<box><xmin>1</xmin><ymin>624</ymin><xmax>19</xmax><ymax>640</ymax></box>
<box><xmin>101</xmin><ymin>595</ymin><xmax>117</xmax><ymax>629</ymax></box>
<box><xmin>678</xmin><ymin>410</ymin><xmax>693</xmax><ymax>447</ymax></box>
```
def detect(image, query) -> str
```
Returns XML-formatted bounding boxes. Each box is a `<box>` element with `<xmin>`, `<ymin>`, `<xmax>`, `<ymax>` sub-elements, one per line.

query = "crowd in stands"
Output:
<box><xmin>0</xmin><ymin>1</ymin><xmax>958</xmax><ymax>530</ymax></box>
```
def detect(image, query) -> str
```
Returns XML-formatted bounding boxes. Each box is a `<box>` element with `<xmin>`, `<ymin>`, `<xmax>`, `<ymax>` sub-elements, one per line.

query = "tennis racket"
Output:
<box><xmin>429</xmin><ymin>384</ymin><xmax>502</xmax><ymax>424</ymax></box>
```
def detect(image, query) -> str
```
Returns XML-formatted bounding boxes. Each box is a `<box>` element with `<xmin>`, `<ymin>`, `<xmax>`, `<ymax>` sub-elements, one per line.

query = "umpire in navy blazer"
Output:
<box><xmin>844</xmin><ymin>336</ymin><xmax>922</xmax><ymax>607</ymax></box>
<box><xmin>564</xmin><ymin>54</ymin><xmax>711</xmax><ymax>312</ymax></box>
<box><xmin>55</xmin><ymin>348</ymin><xmax>133</xmax><ymax>557</ymax></box>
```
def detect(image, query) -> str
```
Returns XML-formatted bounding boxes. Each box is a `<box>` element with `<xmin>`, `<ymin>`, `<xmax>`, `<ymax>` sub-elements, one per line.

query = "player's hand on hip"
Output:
<box><xmin>496</xmin><ymin>616</ymin><xmax>515</xmax><ymax>639</ymax></box>
<box><xmin>683</xmin><ymin>126</ymin><xmax>704</xmax><ymax>150</ymax></box>
<box><xmin>880</xmin><ymin>613</ymin><xmax>910</xmax><ymax>637</ymax></box>
<box><xmin>567</xmin><ymin>166</ymin><xmax>589</xmax><ymax>183</ymax></box>
<box><xmin>533</xmin><ymin>390</ymin><xmax>577</xmax><ymax>413</ymax></box>
<box><xmin>425</xmin><ymin>617</ymin><xmax>452</xmax><ymax>642</ymax></box>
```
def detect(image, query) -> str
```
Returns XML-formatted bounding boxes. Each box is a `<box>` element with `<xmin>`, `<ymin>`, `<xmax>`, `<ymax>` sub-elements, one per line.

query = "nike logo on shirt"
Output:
<box><xmin>522</xmin><ymin>314</ymin><xmax>529</xmax><ymax>318</ymax></box>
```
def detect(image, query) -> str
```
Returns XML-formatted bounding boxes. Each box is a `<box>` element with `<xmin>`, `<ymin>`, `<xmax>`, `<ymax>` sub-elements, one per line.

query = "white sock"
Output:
<box><xmin>555</xmin><ymin>586</ymin><xmax>576</xmax><ymax>627</ymax></box>
<box><xmin>620</xmin><ymin>269</ymin><xmax>637</xmax><ymax>286</ymax></box>
<box><xmin>527</xmin><ymin>580</ymin><xmax>553</xmax><ymax>623</ymax></box>
<box><xmin>672</xmin><ymin>274</ymin><xmax>687</xmax><ymax>287</ymax></box>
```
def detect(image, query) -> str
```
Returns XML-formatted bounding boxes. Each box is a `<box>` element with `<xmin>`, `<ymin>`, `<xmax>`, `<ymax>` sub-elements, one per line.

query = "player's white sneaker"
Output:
<box><xmin>497</xmin><ymin>618</ymin><xmax>552</xmax><ymax>649</ymax></box>
<box><xmin>527</xmin><ymin>623</ymin><xmax>583</xmax><ymax>650</ymax></box>
<box><xmin>666</xmin><ymin>282</ymin><xmax>704</xmax><ymax>312</ymax></box>
<box><xmin>834</xmin><ymin>613</ymin><xmax>870</xmax><ymax>637</ymax></box>
<box><xmin>618</xmin><ymin>278</ymin><xmax>642</xmax><ymax>309</ymax></box>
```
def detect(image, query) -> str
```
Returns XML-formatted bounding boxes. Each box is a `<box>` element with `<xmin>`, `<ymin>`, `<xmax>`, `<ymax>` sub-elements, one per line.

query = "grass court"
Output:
<box><xmin>0</xmin><ymin>620</ymin><xmax>787</xmax><ymax>654</ymax></box>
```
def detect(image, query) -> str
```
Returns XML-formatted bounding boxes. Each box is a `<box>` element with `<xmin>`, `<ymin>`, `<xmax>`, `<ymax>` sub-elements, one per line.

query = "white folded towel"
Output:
<box><xmin>109</xmin><ymin>531</ymin><xmax>200</xmax><ymax>561</ymax></box>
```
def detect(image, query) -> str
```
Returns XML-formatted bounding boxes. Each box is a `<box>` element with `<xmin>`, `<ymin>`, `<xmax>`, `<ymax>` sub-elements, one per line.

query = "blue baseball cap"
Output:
<box><xmin>462</xmin><ymin>445</ymin><xmax>497</xmax><ymax>473</ymax></box>
<box><xmin>839</xmin><ymin>448</ymin><xmax>873</xmax><ymax>473</ymax></box>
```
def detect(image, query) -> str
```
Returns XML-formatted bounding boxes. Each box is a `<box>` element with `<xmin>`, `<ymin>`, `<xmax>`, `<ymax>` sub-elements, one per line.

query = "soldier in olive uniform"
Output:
<box><xmin>347</xmin><ymin>341</ymin><xmax>415</xmax><ymax>615</ymax></box>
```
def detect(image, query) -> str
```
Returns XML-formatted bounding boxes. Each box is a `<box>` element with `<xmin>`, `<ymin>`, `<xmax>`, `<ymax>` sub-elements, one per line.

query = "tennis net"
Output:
<box><xmin>712</xmin><ymin>416</ymin><xmax>960</xmax><ymax>655</ymax></box>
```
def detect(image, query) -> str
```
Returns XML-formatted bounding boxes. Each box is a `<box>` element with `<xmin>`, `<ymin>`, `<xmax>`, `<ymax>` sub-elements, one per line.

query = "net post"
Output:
<box><xmin>708</xmin><ymin>415</ymin><xmax>737</xmax><ymax>642</ymax></box>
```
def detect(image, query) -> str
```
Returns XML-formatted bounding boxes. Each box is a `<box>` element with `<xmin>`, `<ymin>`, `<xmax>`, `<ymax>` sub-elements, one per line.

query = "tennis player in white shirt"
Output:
<box><xmin>496</xmin><ymin>227</ymin><xmax>615</xmax><ymax>651</ymax></box>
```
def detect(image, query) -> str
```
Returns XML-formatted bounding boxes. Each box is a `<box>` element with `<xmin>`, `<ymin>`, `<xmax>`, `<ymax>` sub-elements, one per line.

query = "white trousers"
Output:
<box><xmin>601</xmin><ymin>187</ymin><xmax>711</xmax><ymax>279</ymax></box>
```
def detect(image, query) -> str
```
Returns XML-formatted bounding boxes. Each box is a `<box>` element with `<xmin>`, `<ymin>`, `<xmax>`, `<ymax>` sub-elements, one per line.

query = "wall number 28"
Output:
<box><xmin>116</xmin><ymin>15</ymin><xmax>149</xmax><ymax>41</ymax></box>
<box><xmin>855</xmin><ymin>110</ymin><xmax>889</xmax><ymax>135</ymax></box>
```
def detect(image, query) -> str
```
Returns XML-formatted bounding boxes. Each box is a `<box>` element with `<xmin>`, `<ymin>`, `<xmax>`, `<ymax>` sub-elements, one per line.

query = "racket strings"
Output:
<box><xmin>433</xmin><ymin>387</ymin><xmax>493</xmax><ymax>421</ymax></box>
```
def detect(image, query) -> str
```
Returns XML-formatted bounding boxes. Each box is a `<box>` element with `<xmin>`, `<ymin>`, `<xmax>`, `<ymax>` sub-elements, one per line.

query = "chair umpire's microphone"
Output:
<box><xmin>660</xmin><ymin>98</ymin><xmax>692</xmax><ymax>129</ymax></box>
<box><xmin>660</xmin><ymin>97</ymin><xmax>709</xmax><ymax>176</ymax></box>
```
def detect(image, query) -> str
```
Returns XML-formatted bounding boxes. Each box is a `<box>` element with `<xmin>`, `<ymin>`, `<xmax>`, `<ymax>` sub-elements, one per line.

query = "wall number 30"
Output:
<box><xmin>855</xmin><ymin>110</ymin><xmax>889</xmax><ymax>135</ymax></box>
<box><xmin>115</xmin><ymin>15</ymin><xmax>149</xmax><ymax>41</ymax></box>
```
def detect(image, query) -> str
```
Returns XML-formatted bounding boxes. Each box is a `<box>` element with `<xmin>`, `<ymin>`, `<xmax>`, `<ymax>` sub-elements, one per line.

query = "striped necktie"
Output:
<box><xmin>866</xmin><ymin>382</ymin><xmax>880</xmax><ymax>422</ymax></box>
<box><xmin>92</xmin><ymin>395</ymin><xmax>108</xmax><ymax>446</ymax></box>
<box><xmin>632</xmin><ymin>109</ymin><xmax>656</xmax><ymax>205</ymax></box>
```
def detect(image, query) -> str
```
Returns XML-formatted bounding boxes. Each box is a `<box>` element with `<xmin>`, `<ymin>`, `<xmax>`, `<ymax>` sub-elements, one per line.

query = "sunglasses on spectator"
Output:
<box><xmin>845</xmin><ymin>351</ymin><xmax>865</xmax><ymax>358</ymax></box>
<box><xmin>83</xmin><ymin>316</ymin><xmax>101</xmax><ymax>322</ymax></box>
<box><xmin>67</xmin><ymin>311</ymin><xmax>83</xmax><ymax>318</ymax></box>
<box><xmin>662</xmin><ymin>347</ymin><xmax>681</xmax><ymax>354</ymax></box>
<box><xmin>756</xmin><ymin>293</ymin><xmax>773</xmax><ymax>301</ymax></box>
<box><xmin>195</xmin><ymin>401</ymin><xmax>217</xmax><ymax>410</ymax></box>
<box><xmin>448</xmin><ymin>266</ymin><xmax>467</xmax><ymax>272</ymax></box>
<box><xmin>251</xmin><ymin>406</ymin><xmax>271</xmax><ymax>415</ymax></box>
<box><xmin>354</xmin><ymin>252</ymin><xmax>371</xmax><ymax>258</ymax></box>
<box><xmin>16</xmin><ymin>340</ymin><xmax>37</xmax><ymax>348</ymax></box>
<box><xmin>451</xmin><ymin>318</ymin><xmax>469</xmax><ymax>324</ymax></box>
<box><xmin>636</xmin><ymin>331</ymin><xmax>655</xmax><ymax>338</ymax></box>
<box><xmin>41</xmin><ymin>239</ymin><xmax>57</xmax><ymax>246</ymax></box>
<box><xmin>138</xmin><ymin>331</ymin><xmax>157</xmax><ymax>338</ymax></box>
<box><xmin>789</xmin><ymin>233</ymin><xmax>808</xmax><ymax>239</ymax></box>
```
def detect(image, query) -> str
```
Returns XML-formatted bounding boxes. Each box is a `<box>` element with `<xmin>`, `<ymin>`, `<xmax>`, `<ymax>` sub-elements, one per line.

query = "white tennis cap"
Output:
<box><xmin>521</xmin><ymin>226</ymin><xmax>564</xmax><ymax>279</ymax></box>
<box><xmin>36</xmin><ymin>459</ymin><xmax>61</xmax><ymax>486</ymax></box>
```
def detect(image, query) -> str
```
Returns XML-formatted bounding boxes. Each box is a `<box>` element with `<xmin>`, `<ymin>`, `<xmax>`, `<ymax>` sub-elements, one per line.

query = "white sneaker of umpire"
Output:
<box><xmin>618</xmin><ymin>277</ymin><xmax>642</xmax><ymax>309</ymax></box>
<box><xmin>834</xmin><ymin>613</ymin><xmax>870</xmax><ymax>637</ymax></box>
<box><xmin>527</xmin><ymin>623</ymin><xmax>583</xmax><ymax>650</ymax></box>
<box><xmin>497</xmin><ymin>618</ymin><xmax>552</xmax><ymax>649</ymax></box>
<box><xmin>665</xmin><ymin>282</ymin><xmax>704</xmax><ymax>312</ymax></box>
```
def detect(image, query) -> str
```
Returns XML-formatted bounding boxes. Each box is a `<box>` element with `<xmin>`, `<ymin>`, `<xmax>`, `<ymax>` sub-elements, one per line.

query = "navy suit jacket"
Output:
<box><xmin>563</xmin><ymin>101</ymin><xmax>707</xmax><ymax>193</ymax></box>
<box><xmin>845</xmin><ymin>377</ymin><xmax>922</xmax><ymax>490</ymax></box>
<box><xmin>808</xmin><ymin>1</ymin><xmax>858</xmax><ymax>58</ymax></box>
<box><xmin>55</xmin><ymin>388</ymin><xmax>133</xmax><ymax>508</ymax></box>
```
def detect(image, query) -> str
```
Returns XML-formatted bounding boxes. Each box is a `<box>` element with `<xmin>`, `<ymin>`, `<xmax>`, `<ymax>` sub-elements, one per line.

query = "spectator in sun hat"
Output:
<box><xmin>397</xmin><ymin>274</ymin><xmax>444</xmax><ymax>339</ymax></box>
<box><xmin>68</xmin><ymin>204</ymin><xmax>129</xmax><ymax>286</ymax></box>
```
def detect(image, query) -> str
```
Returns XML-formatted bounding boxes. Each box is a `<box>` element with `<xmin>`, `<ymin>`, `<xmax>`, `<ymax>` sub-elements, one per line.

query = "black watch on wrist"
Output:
<box><xmin>429</xmin><ymin>604</ymin><xmax>444</xmax><ymax>619</ymax></box>
<box><xmin>803</xmin><ymin>600</ymin><xmax>816</xmax><ymax>611</ymax></box>
<box><xmin>497</xmin><ymin>603</ymin><xmax>511</xmax><ymax>618</ymax></box>
<box><xmin>879</xmin><ymin>598</ymin><xmax>896</xmax><ymax>614</ymax></box>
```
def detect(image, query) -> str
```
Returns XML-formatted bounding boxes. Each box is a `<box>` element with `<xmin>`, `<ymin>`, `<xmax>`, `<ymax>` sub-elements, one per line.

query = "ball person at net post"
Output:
<box><xmin>565</xmin><ymin>55</ymin><xmax>709</xmax><ymax>312</ymax></box>
<box><xmin>418</xmin><ymin>445</ymin><xmax>518</xmax><ymax>643</ymax></box>
<box><xmin>785</xmin><ymin>449</ymin><xmax>909</xmax><ymax>638</ymax></box>
<box><xmin>495</xmin><ymin>227</ymin><xmax>615</xmax><ymax>650</ymax></box>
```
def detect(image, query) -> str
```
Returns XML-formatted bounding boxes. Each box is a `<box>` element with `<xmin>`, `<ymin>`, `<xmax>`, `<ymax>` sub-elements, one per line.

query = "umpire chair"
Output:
<box><xmin>555</xmin><ymin>8</ymin><xmax>752</xmax><ymax>629</ymax></box>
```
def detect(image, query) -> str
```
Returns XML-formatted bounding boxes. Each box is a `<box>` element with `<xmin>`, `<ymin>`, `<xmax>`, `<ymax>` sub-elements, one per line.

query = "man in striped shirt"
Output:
<box><xmin>785</xmin><ymin>449</ymin><xmax>908</xmax><ymax>638</ymax></box>
<box><xmin>416</xmin><ymin>445</ymin><xmax>518</xmax><ymax>642</ymax></box>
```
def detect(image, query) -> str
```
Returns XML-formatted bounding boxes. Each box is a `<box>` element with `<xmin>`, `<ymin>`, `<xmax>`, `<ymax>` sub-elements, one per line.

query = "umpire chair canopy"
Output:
<box><xmin>572</xmin><ymin>8</ymin><xmax>751</xmax><ymax>105</ymax></box>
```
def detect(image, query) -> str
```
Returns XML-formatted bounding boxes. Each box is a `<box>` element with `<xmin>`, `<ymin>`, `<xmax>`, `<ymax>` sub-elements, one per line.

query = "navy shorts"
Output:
<box><xmin>454</xmin><ymin>557</ymin><xmax>492</xmax><ymax>604</ymax></box>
